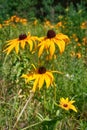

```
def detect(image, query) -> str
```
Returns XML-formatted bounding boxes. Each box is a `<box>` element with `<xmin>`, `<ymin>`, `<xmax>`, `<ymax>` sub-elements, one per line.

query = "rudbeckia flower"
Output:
<box><xmin>21</xmin><ymin>65</ymin><xmax>54</xmax><ymax>92</ymax></box>
<box><xmin>21</xmin><ymin>64</ymin><xmax>62</xmax><ymax>92</ymax></box>
<box><xmin>38</xmin><ymin>29</ymin><xmax>69</xmax><ymax>58</ymax></box>
<box><xmin>59</xmin><ymin>97</ymin><xmax>77</xmax><ymax>112</ymax></box>
<box><xmin>3</xmin><ymin>33</ymin><xmax>39</xmax><ymax>55</ymax></box>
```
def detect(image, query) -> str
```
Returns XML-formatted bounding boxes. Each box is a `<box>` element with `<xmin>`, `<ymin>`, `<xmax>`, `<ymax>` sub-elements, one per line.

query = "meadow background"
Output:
<box><xmin>0</xmin><ymin>0</ymin><xmax>87</xmax><ymax>130</ymax></box>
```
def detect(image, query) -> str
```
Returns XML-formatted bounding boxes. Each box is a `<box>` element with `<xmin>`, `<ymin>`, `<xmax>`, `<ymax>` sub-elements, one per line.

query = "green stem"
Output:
<box><xmin>21</xmin><ymin>121</ymin><xmax>43</xmax><ymax>130</ymax></box>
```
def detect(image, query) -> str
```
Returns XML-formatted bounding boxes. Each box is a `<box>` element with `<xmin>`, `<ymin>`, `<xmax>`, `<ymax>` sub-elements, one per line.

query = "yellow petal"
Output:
<box><xmin>15</xmin><ymin>43</ymin><xmax>19</xmax><ymax>54</ymax></box>
<box><xmin>28</xmin><ymin>40</ymin><xmax>33</xmax><ymax>51</ymax></box>
<box><xmin>70</xmin><ymin>105</ymin><xmax>77</xmax><ymax>112</ymax></box>
<box><xmin>44</xmin><ymin>74</ymin><xmax>51</xmax><ymax>88</ymax></box>
<box><xmin>32</xmin><ymin>77</ymin><xmax>39</xmax><ymax>92</ymax></box>
<box><xmin>38</xmin><ymin>75</ymin><xmax>45</xmax><ymax>90</ymax></box>
<box><xmin>46</xmin><ymin>71</ymin><xmax>54</xmax><ymax>82</ymax></box>
<box><xmin>4</xmin><ymin>43</ymin><xmax>16</xmax><ymax>55</ymax></box>
<box><xmin>49</xmin><ymin>41</ymin><xmax>55</xmax><ymax>56</ymax></box>
<box><xmin>20</xmin><ymin>40</ymin><xmax>26</xmax><ymax>49</ymax></box>
<box><xmin>55</xmin><ymin>39</ymin><xmax>65</xmax><ymax>53</ymax></box>
<box><xmin>38</xmin><ymin>45</ymin><xmax>44</xmax><ymax>57</ymax></box>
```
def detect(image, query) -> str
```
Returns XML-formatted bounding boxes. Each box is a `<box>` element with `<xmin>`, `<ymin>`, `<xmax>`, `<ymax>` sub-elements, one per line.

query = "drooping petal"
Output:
<box><xmin>46</xmin><ymin>71</ymin><xmax>54</xmax><ymax>82</ymax></box>
<box><xmin>49</xmin><ymin>41</ymin><xmax>55</xmax><ymax>56</ymax></box>
<box><xmin>20</xmin><ymin>40</ymin><xmax>26</xmax><ymax>49</ymax></box>
<box><xmin>38</xmin><ymin>45</ymin><xmax>44</xmax><ymax>57</ymax></box>
<box><xmin>28</xmin><ymin>40</ymin><xmax>33</xmax><ymax>51</ymax></box>
<box><xmin>15</xmin><ymin>42</ymin><xmax>19</xmax><ymax>54</ymax></box>
<box><xmin>38</xmin><ymin>75</ymin><xmax>45</xmax><ymax>90</ymax></box>
<box><xmin>44</xmin><ymin>74</ymin><xmax>51</xmax><ymax>88</ymax></box>
<box><xmin>55</xmin><ymin>39</ymin><xmax>65</xmax><ymax>53</ymax></box>
<box><xmin>4</xmin><ymin>42</ymin><xmax>17</xmax><ymax>55</ymax></box>
<box><xmin>32</xmin><ymin>77</ymin><xmax>39</xmax><ymax>92</ymax></box>
<box><xmin>70</xmin><ymin>105</ymin><xmax>77</xmax><ymax>112</ymax></box>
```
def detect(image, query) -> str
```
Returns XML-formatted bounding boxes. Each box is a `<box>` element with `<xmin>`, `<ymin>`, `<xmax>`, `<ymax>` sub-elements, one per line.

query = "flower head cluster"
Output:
<box><xmin>3</xmin><ymin>26</ymin><xmax>69</xmax><ymax>93</ymax></box>
<box><xmin>4</xmin><ymin>29</ymin><xmax>69</xmax><ymax>58</ymax></box>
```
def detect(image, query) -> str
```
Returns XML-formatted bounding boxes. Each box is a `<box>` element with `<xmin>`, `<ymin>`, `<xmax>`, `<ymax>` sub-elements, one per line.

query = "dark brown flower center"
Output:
<box><xmin>19</xmin><ymin>34</ymin><xmax>27</xmax><ymax>40</ymax></box>
<box><xmin>63</xmin><ymin>104</ymin><xmax>68</xmax><ymax>107</ymax></box>
<box><xmin>38</xmin><ymin>66</ymin><xmax>46</xmax><ymax>74</ymax></box>
<box><xmin>47</xmin><ymin>30</ymin><xmax>56</xmax><ymax>38</ymax></box>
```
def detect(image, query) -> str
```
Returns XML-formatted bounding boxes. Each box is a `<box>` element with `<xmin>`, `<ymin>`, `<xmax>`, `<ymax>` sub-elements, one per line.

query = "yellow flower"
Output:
<box><xmin>76</xmin><ymin>53</ymin><xmax>81</xmax><ymax>58</ymax></box>
<box><xmin>81</xmin><ymin>21</ymin><xmax>87</xmax><ymax>29</ymax></box>
<box><xmin>3</xmin><ymin>33</ymin><xmax>39</xmax><ymax>55</ymax></box>
<box><xmin>59</xmin><ymin>97</ymin><xmax>77</xmax><ymax>112</ymax></box>
<box><xmin>21</xmin><ymin>65</ymin><xmax>54</xmax><ymax>92</ymax></box>
<box><xmin>83</xmin><ymin>37</ymin><xmax>87</xmax><ymax>45</ymax></box>
<box><xmin>0</xmin><ymin>24</ymin><xmax>2</xmax><ymax>28</ymax></box>
<box><xmin>38</xmin><ymin>30</ymin><xmax>69</xmax><ymax>58</ymax></box>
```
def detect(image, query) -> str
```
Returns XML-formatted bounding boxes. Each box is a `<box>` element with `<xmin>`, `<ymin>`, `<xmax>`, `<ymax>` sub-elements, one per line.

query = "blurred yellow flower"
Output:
<box><xmin>55</xmin><ymin>21</ymin><xmax>63</xmax><ymax>28</ymax></box>
<box><xmin>44</xmin><ymin>20</ymin><xmax>54</xmax><ymax>28</ymax></box>
<box><xmin>21</xmin><ymin>65</ymin><xmax>54</xmax><ymax>92</ymax></box>
<box><xmin>38</xmin><ymin>30</ymin><xmax>69</xmax><ymax>58</ymax></box>
<box><xmin>81</xmin><ymin>21</ymin><xmax>87</xmax><ymax>29</ymax></box>
<box><xmin>72</xmin><ymin>34</ymin><xmax>78</xmax><ymax>42</ymax></box>
<box><xmin>33</xmin><ymin>19</ymin><xmax>38</xmax><ymax>25</ymax></box>
<box><xmin>83</xmin><ymin>37</ymin><xmax>87</xmax><ymax>45</ymax></box>
<box><xmin>3</xmin><ymin>33</ymin><xmax>39</xmax><ymax>55</ymax></box>
<box><xmin>59</xmin><ymin>97</ymin><xmax>77</xmax><ymax>112</ymax></box>
<box><xmin>76</xmin><ymin>53</ymin><xmax>81</xmax><ymax>58</ymax></box>
<box><xmin>0</xmin><ymin>24</ymin><xmax>2</xmax><ymax>28</ymax></box>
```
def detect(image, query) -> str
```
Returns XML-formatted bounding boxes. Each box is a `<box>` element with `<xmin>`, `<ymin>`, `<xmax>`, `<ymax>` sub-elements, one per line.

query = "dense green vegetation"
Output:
<box><xmin>0</xmin><ymin>0</ymin><xmax>87</xmax><ymax>21</ymax></box>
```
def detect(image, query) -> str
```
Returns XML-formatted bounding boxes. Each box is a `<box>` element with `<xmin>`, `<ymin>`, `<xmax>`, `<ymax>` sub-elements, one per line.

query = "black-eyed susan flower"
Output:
<box><xmin>59</xmin><ymin>97</ymin><xmax>77</xmax><ymax>112</ymax></box>
<box><xmin>21</xmin><ymin>64</ymin><xmax>62</xmax><ymax>92</ymax></box>
<box><xmin>38</xmin><ymin>29</ymin><xmax>69</xmax><ymax>58</ymax></box>
<box><xmin>21</xmin><ymin>65</ymin><xmax>54</xmax><ymax>92</ymax></box>
<box><xmin>3</xmin><ymin>33</ymin><xmax>39</xmax><ymax>55</ymax></box>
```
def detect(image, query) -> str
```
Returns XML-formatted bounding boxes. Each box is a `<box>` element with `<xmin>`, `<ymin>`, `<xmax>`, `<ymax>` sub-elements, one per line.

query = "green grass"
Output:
<box><xmin>0</xmin><ymin>4</ymin><xmax>87</xmax><ymax>130</ymax></box>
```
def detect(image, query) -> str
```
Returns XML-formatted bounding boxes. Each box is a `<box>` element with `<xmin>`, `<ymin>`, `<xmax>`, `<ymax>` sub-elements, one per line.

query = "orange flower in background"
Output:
<box><xmin>70</xmin><ymin>51</ymin><xmax>81</xmax><ymax>58</ymax></box>
<box><xmin>44</xmin><ymin>20</ymin><xmax>54</xmax><ymax>28</ymax></box>
<box><xmin>3</xmin><ymin>33</ymin><xmax>39</xmax><ymax>55</ymax></box>
<box><xmin>70</xmin><ymin>51</ymin><xmax>75</xmax><ymax>57</ymax></box>
<box><xmin>2</xmin><ymin>15</ymin><xmax>27</xmax><ymax>27</ymax></box>
<box><xmin>55</xmin><ymin>21</ymin><xmax>63</xmax><ymax>28</ymax></box>
<box><xmin>72</xmin><ymin>34</ymin><xmax>78</xmax><ymax>42</ymax></box>
<box><xmin>38</xmin><ymin>29</ymin><xmax>69</xmax><ymax>58</ymax></box>
<box><xmin>81</xmin><ymin>21</ymin><xmax>87</xmax><ymax>29</ymax></box>
<box><xmin>0</xmin><ymin>24</ymin><xmax>2</xmax><ymax>28</ymax></box>
<box><xmin>77</xmin><ymin>43</ymin><xmax>81</xmax><ymax>47</ymax></box>
<box><xmin>59</xmin><ymin>97</ymin><xmax>77</xmax><ymax>112</ymax></box>
<box><xmin>83</xmin><ymin>37</ymin><xmax>87</xmax><ymax>45</ymax></box>
<box><xmin>33</xmin><ymin>19</ymin><xmax>38</xmax><ymax>25</ymax></box>
<box><xmin>76</xmin><ymin>53</ymin><xmax>81</xmax><ymax>58</ymax></box>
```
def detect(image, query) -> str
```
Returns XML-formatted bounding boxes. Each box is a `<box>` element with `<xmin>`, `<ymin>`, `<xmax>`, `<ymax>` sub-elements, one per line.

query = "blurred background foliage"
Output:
<box><xmin>0</xmin><ymin>0</ymin><xmax>87</xmax><ymax>22</ymax></box>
